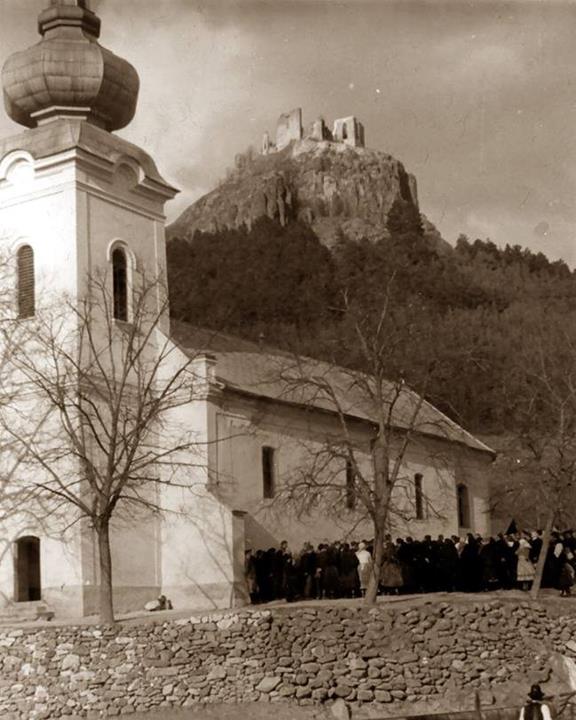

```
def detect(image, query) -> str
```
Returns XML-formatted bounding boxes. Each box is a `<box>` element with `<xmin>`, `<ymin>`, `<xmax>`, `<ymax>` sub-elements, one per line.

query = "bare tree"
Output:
<box><xmin>492</xmin><ymin>307</ymin><xmax>576</xmax><ymax>598</ymax></box>
<box><xmin>269</xmin><ymin>288</ymin><xmax>483</xmax><ymax>604</ymax></box>
<box><xmin>0</xmin><ymin>271</ymin><xmax>205</xmax><ymax>623</ymax></box>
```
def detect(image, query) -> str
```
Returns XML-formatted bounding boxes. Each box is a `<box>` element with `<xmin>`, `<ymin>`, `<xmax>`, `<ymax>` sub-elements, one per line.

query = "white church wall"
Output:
<box><xmin>0</xmin><ymin>388</ymin><xmax>87</xmax><ymax>615</ymax></box>
<box><xmin>0</xmin><ymin>167</ymin><xmax>79</xmax><ymax>302</ymax></box>
<box><xmin>159</xmin><ymin>485</ymin><xmax>242</xmax><ymax>611</ymax></box>
<box><xmin>0</xmin><ymin>519</ymin><xmax>84</xmax><ymax>616</ymax></box>
<box><xmin>214</xmin><ymin>393</ymin><xmax>492</xmax><ymax>549</ymax></box>
<box><xmin>0</xmin><ymin>150</ymin><xmax>175</xmax><ymax>617</ymax></box>
<box><xmin>154</xmin><ymin>339</ymin><xmax>247</xmax><ymax>612</ymax></box>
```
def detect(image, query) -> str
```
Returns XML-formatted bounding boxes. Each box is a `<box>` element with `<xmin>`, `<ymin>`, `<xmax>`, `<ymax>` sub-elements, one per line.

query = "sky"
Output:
<box><xmin>0</xmin><ymin>0</ymin><xmax>576</xmax><ymax>263</ymax></box>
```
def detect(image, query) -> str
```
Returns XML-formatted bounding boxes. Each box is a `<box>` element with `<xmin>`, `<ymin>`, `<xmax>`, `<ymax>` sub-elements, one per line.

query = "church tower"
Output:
<box><xmin>0</xmin><ymin>0</ymin><xmax>177</xmax><ymax>324</ymax></box>
<box><xmin>0</xmin><ymin>0</ymin><xmax>178</xmax><ymax>616</ymax></box>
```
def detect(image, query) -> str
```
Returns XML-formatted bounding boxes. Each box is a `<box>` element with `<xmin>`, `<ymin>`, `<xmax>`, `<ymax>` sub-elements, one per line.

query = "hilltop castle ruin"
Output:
<box><xmin>262</xmin><ymin>108</ymin><xmax>365</xmax><ymax>154</ymax></box>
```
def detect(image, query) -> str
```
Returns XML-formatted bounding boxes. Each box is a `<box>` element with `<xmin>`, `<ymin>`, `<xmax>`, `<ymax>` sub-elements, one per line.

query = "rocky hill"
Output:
<box><xmin>168</xmin><ymin>138</ymin><xmax>442</xmax><ymax>248</ymax></box>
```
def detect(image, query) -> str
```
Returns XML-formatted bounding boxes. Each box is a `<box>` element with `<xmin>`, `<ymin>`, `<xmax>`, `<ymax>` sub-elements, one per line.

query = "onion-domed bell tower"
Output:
<box><xmin>0</xmin><ymin>1</ymin><xmax>179</xmax><ymax>616</ymax></box>
<box><xmin>0</xmin><ymin>0</ymin><xmax>177</xmax><ymax>324</ymax></box>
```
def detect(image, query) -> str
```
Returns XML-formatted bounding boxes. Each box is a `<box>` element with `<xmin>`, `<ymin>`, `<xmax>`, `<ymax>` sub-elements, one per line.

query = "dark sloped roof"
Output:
<box><xmin>171</xmin><ymin>321</ymin><xmax>494</xmax><ymax>457</ymax></box>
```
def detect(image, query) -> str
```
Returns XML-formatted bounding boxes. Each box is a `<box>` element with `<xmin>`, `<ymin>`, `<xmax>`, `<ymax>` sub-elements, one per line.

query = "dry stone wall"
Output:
<box><xmin>1</xmin><ymin>599</ymin><xmax>575</xmax><ymax>719</ymax></box>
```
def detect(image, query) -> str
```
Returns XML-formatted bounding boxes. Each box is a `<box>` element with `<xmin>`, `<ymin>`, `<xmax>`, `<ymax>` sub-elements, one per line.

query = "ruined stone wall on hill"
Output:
<box><xmin>167</xmin><ymin>141</ymin><xmax>423</xmax><ymax>248</ymax></box>
<box><xmin>1</xmin><ymin>600</ymin><xmax>575</xmax><ymax>720</ymax></box>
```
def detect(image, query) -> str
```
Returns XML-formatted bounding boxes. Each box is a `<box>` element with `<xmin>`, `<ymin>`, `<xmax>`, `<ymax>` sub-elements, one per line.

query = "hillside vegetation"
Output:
<box><xmin>167</xmin><ymin>200</ymin><xmax>576</xmax><ymax>437</ymax></box>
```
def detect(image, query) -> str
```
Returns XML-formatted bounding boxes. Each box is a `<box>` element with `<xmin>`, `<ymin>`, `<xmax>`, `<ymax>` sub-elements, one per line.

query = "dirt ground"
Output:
<box><xmin>7</xmin><ymin>586</ymin><xmax>574</xmax><ymax>631</ymax></box>
<box><xmin>127</xmin><ymin>704</ymin><xmax>332</xmax><ymax>720</ymax></box>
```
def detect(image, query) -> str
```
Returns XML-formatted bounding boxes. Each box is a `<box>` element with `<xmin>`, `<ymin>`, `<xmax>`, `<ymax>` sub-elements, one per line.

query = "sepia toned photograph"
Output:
<box><xmin>0</xmin><ymin>1</ymin><xmax>576</xmax><ymax>719</ymax></box>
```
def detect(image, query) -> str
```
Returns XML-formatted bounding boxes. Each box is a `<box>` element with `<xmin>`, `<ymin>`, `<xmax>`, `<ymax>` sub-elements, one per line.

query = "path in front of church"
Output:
<box><xmin>126</xmin><ymin>704</ymin><xmax>330</xmax><ymax>720</ymax></box>
<box><xmin>2</xmin><ymin>586</ymin><xmax>572</xmax><ymax>630</ymax></box>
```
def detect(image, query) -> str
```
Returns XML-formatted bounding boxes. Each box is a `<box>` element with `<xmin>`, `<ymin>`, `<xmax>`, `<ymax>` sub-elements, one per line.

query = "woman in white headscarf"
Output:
<box><xmin>356</xmin><ymin>541</ymin><xmax>373</xmax><ymax>597</ymax></box>
<box><xmin>516</xmin><ymin>533</ymin><xmax>535</xmax><ymax>591</ymax></box>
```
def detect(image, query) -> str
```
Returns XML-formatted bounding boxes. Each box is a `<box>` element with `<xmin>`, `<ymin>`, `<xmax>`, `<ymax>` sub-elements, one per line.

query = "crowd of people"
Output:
<box><xmin>244</xmin><ymin>529</ymin><xmax>576</xmax><ymax>604</ymax></box>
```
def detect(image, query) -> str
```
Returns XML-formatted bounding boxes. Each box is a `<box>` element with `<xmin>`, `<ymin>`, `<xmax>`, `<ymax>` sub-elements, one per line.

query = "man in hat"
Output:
<box><xmin>518</xmin><ymin>684</ymin><xmax>553</xmax><ymax>720</ymax></box>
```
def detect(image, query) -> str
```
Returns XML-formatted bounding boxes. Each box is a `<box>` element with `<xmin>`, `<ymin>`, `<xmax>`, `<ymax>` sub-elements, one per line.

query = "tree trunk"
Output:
<box><xmin>97</xmin><ymin>520</ymin><xmax>115</xmax><ymax>624</ymax></box>
<box><xmin>530</xmin><ymin>511</ymin><xmax>554</xmax><ymax>600</ymax></box>
<box><xmin>365</xmin><ymin>523</ymin><xmax>384</xmax><ymax>605</ymax></box>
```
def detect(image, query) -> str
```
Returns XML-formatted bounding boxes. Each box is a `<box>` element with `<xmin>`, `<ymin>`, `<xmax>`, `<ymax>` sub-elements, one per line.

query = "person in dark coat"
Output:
<box><xmin>396</xmin><ymin>538</ymin><xmax>416</xmax><ymax>594</ymax></box>
<box><xmin>421</xmin><ymin>535</ymin><xmax>437</xmax><ymax>592</ymax></box>
<box><xmin>339</xmin><ymin>543</ymin><xmax>360</xmax><ymax>597</ymax></box>
<box><xmin>506</xmin><ymin>533</ymin><xmax>520</xmax><ymax>586</ymax></box>
<box><xmin>323</xmin><ymin>543</ymin><xmax>340</xmax><ymax>599</ymax></box>
<box><xmin>260</xmin><ymin>548</ymin><xmax>277</xmax><ymax>602</ymax></box>
<box><xmin>284</xmin><ymin>553</ymin><xmax>300</xmax><ymax>602</ymax></box>
<box><xmin>529</xmin><ymin>531</ymin><xmax>543</xmax><ymax>565</ymax></box>
<box><xmin>438</xmin><ymin>537</ymin><xmax>459</xmax><ymax>592</ymax></box>
<box><xmin>253</xmin><ymin>550</ymin><xmax>267</xmax><ymax>603</ymax></box>
<box><xmin>495</xmin><ymin>533</ymin><xmax>513</xmax><ymax>589</ymax></box>
<box><xmin>314</xmin><ymin>544</ymin><xmax>328</xmax><ymax>599</ymax></box>
<box><xmin>411</xmin><ymin>540</ymin><xmax>428</xmax><ymax>593</ymax></box>
<box><xmin>299</xmin><ymin>542</ymin><xmax>317</xmax><ymax>599</ymax></box>
<box><xmin>559</xmin><ymin>548</ymin><xmax>575</xmax><ymax>597</ymax></box>
<box><xmin>380</xmin><ymin>535</ymin><xmax>403</xmax><ymax>595</ymax></box>
<box><xmin>460</xmin><ymin>534</ymin><xmax>482</xmax><ymax>592</ymax></box>
<box><xmin>273</xmin><ymin>540</ymin><xmax>291</xmax><ymax>600</ymax></box>
<box><xmin>564</xmin><ymin>529</ymin><xmax>576</xmax><ymax>554</ymax></box>
<box><xmin>350</xmin><ymin>541</ymin><xmax>362</xmax><ymax>597</ymax></box>
<box><xmin>480</xmin><ymin>537</ymin><xmax>498</xmax><ymax>591</ymax></box>
<box><xmin>519</xmin><ymin>684</ymin><xmax>553</xmax><ymax>720</ymax></box>
<box><xmin>543</xmin><ymin>532</ymin><xmax>563</xmax><ymax>589</ymax></box>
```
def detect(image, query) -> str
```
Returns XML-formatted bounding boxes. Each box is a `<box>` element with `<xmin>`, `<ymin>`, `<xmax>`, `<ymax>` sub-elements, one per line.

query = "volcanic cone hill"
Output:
<box><xmin>167</xmin><ymin>109</ymin><xmax>445</xmax><ymax>250</ymax></box>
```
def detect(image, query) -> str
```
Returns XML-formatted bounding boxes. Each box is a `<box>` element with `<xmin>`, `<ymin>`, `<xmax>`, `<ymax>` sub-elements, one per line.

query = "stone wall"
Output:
<box><xmin>1</xmin><ymin>599</ymin><xmax>576</xmax><ymax>719</ymax></box>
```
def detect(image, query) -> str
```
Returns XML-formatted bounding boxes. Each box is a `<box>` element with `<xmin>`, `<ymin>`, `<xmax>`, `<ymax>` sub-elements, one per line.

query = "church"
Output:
<box><xmin>0</xmin><ymin>0</ymin><xmax>494</xmax><ymax>618</ymax></box>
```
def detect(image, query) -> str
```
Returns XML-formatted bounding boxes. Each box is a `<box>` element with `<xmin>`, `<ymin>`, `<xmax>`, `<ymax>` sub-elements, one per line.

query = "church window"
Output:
<box><xmin>345</xmin><ymin>459</ymin><xmax>356</xmax><ymax>510</ymax></box>
<box><xmin>414</xmin><ymin>473</ymin><xmax>424</xmax><ymax>520</ymax></box>
<box><xmin>17</xmin><ymin>245</ymin><xmax>35</xmax><ymax>318</ymax></box>
<box><xmin>457</xmin><ymin>483</ymin><xmax>470</xmax><ymax>528</ymax></box>
<box><xmin>14</xmin><ymin>535</ymin><xmax>41</xmax><ymax>602</ymax></box>
<box><xmin>342</xmin><ymin>124</ymin><xmax>348</xmax><ymax>140</ymax></box>
<box><xmin>112</xmin><ymin>247</ymin><xmax>128</xmax><ymax>321</ymax></box>
<box><xmin>262</xmin><ymin>446</ymin><xmax>275</xmax><ymax>499</ymax></box>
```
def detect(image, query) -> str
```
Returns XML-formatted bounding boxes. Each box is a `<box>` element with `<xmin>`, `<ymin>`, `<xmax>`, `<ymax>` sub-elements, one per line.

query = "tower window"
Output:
<box><xmin>457</xmin><ymin>483</ymin><xmax>470</xmax><ymax>528</ymax></box>
<box><xmin>17</xmin><ymin>245</ymin><xmax>35</xmax><ymax>319</ymax></box>
<box><xmin>345</xmin><ymin>459</ymin><xmax>356</xmax><ymax>510</ymax></box>
<box><xmin>262</xmin><ymin>446</ymin><xmax>275</xmax><ymax>499</ymax></box>
<box><xmin>112</xmin><ymin>247</ymin><xmax>128</xmax><ymax>321</ymax></box>
<box><xmin>414</xmin><ymin>473</ymin><xmax>424</xmax><ymax>520</ymax></box>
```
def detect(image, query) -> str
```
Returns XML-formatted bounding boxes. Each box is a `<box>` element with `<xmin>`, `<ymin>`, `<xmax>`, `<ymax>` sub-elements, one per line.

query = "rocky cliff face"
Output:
<box><xmin>168</xmin><ymin>138</ymin><xmax>432</xmax><ymax>247</ymax></box>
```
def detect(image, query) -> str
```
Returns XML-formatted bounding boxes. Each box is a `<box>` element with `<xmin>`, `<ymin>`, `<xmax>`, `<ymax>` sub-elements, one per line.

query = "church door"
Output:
<box><xmin>14</xmin><ymin>536</ymin><xmax>41</xmax><ymax>602</ymax></box>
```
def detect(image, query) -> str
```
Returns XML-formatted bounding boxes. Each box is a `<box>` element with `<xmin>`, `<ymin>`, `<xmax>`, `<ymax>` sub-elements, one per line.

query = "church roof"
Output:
<box><xmin>171</xmin><ymin>322</ymin><xmax>495</xmax><ymax>458</ymax></box>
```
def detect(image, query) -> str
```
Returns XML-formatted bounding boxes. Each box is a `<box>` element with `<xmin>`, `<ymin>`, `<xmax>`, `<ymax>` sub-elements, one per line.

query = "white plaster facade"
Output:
<box><xmin>0</xmin><ymin>120</ymin><xmax>180</xmax><ymax>616</ymax></box>
<box><xmin>171</xmin><ymin>327</ymin><xmax>494</xmax><ymax>557</ymax></box>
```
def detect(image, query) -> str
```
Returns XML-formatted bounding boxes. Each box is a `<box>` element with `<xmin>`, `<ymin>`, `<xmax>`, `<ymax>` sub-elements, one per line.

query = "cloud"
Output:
<box><xmin>1</xmin><ymin>0</ymin><xmax>576</xmax><ymax>263</ymax></box>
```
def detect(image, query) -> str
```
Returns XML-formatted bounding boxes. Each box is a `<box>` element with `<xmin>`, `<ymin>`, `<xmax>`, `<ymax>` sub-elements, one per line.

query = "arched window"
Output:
<box><xmin>457</xmin><ymin>483</ymin><xmax>470</xmax><ymax>528</ymax></box>
<box><xmin>112</xmin><ymin>247</ymin><xmax>128</xmax><ymax>321</ymax></box>
<box><xmin>414</xmin><ymin>473</ymin><xmax>424</xmax><ymax>520</ymax></box>
<box><xmin>17</xmin><ymin>245</ymin><xmax>35</xmax><ymax>318</ymax></box>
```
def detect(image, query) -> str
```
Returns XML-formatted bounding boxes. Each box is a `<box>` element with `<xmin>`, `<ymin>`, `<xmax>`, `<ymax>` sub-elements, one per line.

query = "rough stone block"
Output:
<box><xmin>255</xmin><ymin>676</ymin><xmax>281</xmax><ymax>693</ymax></box>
